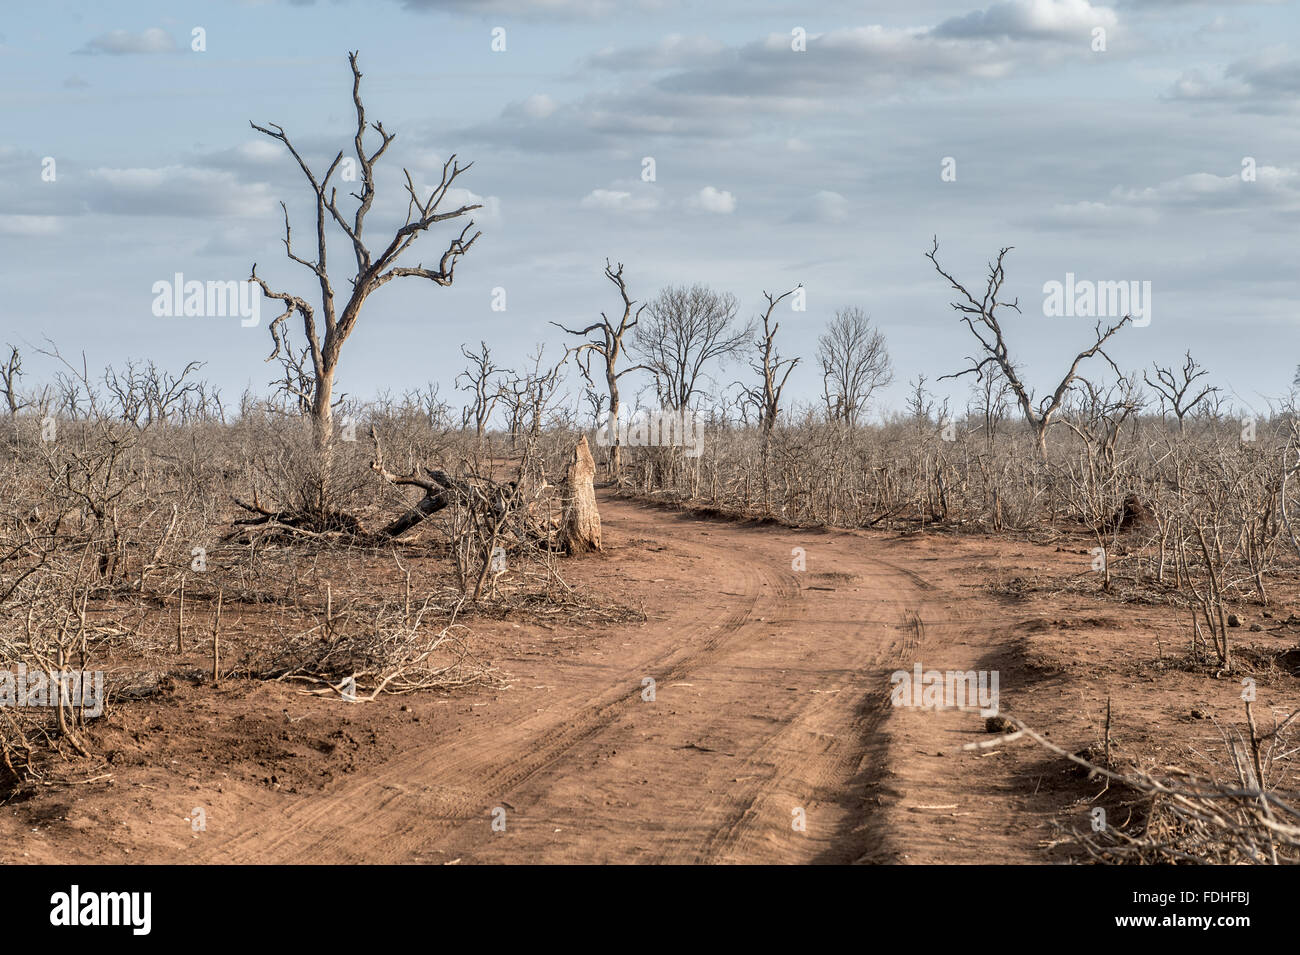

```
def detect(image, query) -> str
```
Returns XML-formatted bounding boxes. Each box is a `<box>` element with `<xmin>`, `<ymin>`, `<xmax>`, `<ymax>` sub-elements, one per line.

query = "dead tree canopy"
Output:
<box><xmin>367</xmin><ymin>459</ymin><xmax>478</xmax><ymax>540</ymax></box>
<box><xmin>552</xmin><ymin>260</ymin><xmax>650</xmax><ymax>476</ymax></box>
<box><xmin>926</xmin><ymin>237</ymin><xmax>1130</xmax><ymax>458</ymax></box>
<box><xmin>457</xmin><ymin>341</ymin><xmax>504</xmax><ymax>438</ymax></box>
<box><xmin>497</xmin><ymin>345</ymin><xmax>567</xmax><ymax>449</ymax></box>
<box><xmin>818</xmin><ymin>306</ymin><xmax>892</xmax><ymax>426</ymax></box>
<box><xmin>1</xmin><ymin>345</ymin><xmax>25</xmax><ymax>416</ymax></box>
<box><xmin>746</xmin><ymin>285</ymin><xmax>802</xmax><ymax>434</ymax></box>
<box><xmin>1144</xmin><ymin>351</ymin><xmax>1219</xmax><ymax>432</ymax></box>
<box><xmin>1062</xmin><ymin>375</ymin><xmax>1145</xmax><ymax>470</ymax></box>
<box><xmin>633</xmin><ymin>284</ymin><xmax>750</xmax><ymax>412</ymax></box>
<box><xmin>103</xmin><ymin>359</ymin><xmax>204</xmax><ymax>428</ymax></box>
<box><xmin>249</xmin><ymin>51</ymin><xmax>482</xmax><ymax>457</ymax></box>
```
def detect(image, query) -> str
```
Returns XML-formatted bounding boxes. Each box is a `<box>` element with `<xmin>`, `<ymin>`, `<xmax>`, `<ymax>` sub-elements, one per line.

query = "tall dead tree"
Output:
<box><xmin>926</xmin><ymin>238</ymin><xmax>1130</xmax><ymax>459</ymax></box>
<box><xmin>745</xmin><ymin>286</ymin><xmax>802</xmax><ymax>436</ymax></box>
<box><xmin>905</xmin><ymin>374</ymin><xmax>938</xmax><ymax>425</ymax></box>
<box><xmin>1144</xmin><ymin>351</ymin><xmax>1219</xmax><ymax>433</ymax></box>
<box><xmin>552</xmin><ymin>260</ymin><xmax>648</xmax><ymax>476</ymax></box>
<box><xmin>248</xmin><ymin>51</ymin><xmax>481</xmax><ymax>512</ymax></box>
<box><xmin>582</xmin><ymin>388</ymin><xmax>607</xmax><ymax>429</ymax></box>
<box><xmin>743</xmin><ymin>285</ymin><xmax>801</xmax><ymax>514</ymax></box>
<box><xmin>817</xmin><ymin>306</ymin><xmax>893</xmax><ymax>426</ymax></box>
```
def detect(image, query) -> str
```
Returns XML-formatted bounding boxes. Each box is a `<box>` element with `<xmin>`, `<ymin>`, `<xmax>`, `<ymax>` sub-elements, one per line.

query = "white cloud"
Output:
<box><xmin>653</xmin><ymin>2</ymin><xmax>1123</xmax><ymax>106</ymax></box>
<box><xmin>1113</xmin><ymin>166</ymin><xmax>1299</xmax><ymax>207</ymax></box>
<box><xmin>1167</xmin><ymin>49</ymin><xmax>1300</xmax><ymax>108</ymax></box>
<box><xmin>442</xmin><ymin>186</ymin><xmax>502</xmax><ymax>220</ymax></box>
<box><xmin>687</xmin><ymin>185</ymin><xmax>735</xmax><ymax>214</ymax></box>
<box><xmin>579</xmin><ymin>188</ymin><xmax>660</xmax><ymax>213</ymax></box>
<box><xmin>1030</xmin><ymin>165</ymin><xmax>1300</xmax><ymax>229</ymax></box>
<box><xmin>934</xmin><ymin>0</ymin><xmax>1118</xmax><ymax>40</ymax></box>
<box><xmin>86</xmin><ymin>166</ymin><xmax>276</xmax><ymax>218</ymax></box>
<box><xmin>236</xmin><ymin>140</ymin><xmax>285</xmax><ymax>164</ymax></box>
<box><xmin>1031</xmin><ymin>200</ymin><xmax>1160</xmax><ymax>230</ymax></box>
<box><xmin>398</xmin><ymin>0</ymin><xmax>671</xmax><ymax>16</ymax></box>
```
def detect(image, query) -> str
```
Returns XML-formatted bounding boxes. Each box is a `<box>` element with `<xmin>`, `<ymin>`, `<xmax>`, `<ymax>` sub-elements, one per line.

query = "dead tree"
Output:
<box><xmin>551</xmin><ymin>260</ymin><xmax>649</xmax><ymax>476</ymax></box>
<box><xmin>497</xmin><ymin>346</ymin><xmax>566</xmax><ymax>450</ymax></box>
<box><xmin>248</xmin><ymin>51</ymin><xmax>481</xmax><ymax>509</ymax></box>
<box><xmin>1144</xmin><ymin>351</ymin><xmax>1219</xmax><ymax>433</ymax></box>
<box><xmin>582</xmin><ymin>388</ymin><xmax>607</xmax><ymax>430</ymax></box>
<box><xmin>37</xmin><ymin>342</ymin><xmax>101</xmax><ymax>420</ymax></box>
<box><xmin>176</xmin><ymin>380</ymin><xmax>223</xmax><ymax>424</ymax></box>
<box><xmin>745</xmin><ymin>286</ymin><xmax>802</xmax><ymax>436</ymax></box>
<box><xmin>926</xmin><ymin>237</ymin><xmax>1130</xmax><ymax>459</ymax></box>
<box><xmin>402</xmin><ymin>382</ymin><xmax>453</xmax><ymax>429</ymax></box>
<box><xmin>633</xmin><ymin>283</ymin><xmax>749</xmax><ymax>412</ymax></box>
<box><xmin>732</xmin><ymin>286</ymin><xmax>801</xmax><ymax>513</ymax></box>
<box><xmin>968</xmin><ymin>363</ymin><xmax>1014</xmax><ymax>450</ymax></box>
<box><xmin>268</xmin><ymin>334</ymin><xmax>320</xmax><ymax>416</ymax></box>
<box><xmin>457</xmin><ymin>341</ymin><xmax>504</xmax><ymax>438</ymax></box>
<box><xmin>905</xmin><ymin>374</ymin><xmax>937</xmax><ymax>425</ymax></box>
<box><xmin>818</xmin><ymin>306</ymin><xmax>893</xmax><ymax>426</ymax></box>
<box><xmin>367</xmin><ymin>431</ymin><xmax>461</xmax><ymax>538</ymax></box>
<box><xmin>0</xmin><ymin>345</ymin><xmax>25</xmax><ymax>416</ymax></box>
<box><xmin>1061</xmin><ymin>377</ymin><xmax>1146</xmax><ymax>559</ymax></box>
<box><xmin>103</xmin><ymin>359</ymin><xmax>204</xmax><ymax>427</ymax></box>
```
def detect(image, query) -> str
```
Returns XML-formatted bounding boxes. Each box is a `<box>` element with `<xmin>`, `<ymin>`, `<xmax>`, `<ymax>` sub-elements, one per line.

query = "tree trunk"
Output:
<box><xmin>607</xmin><ymin>372</ymin><xmax>621</xmax><ymax>477</ymax></box>
<box><xmin>310</xmin><ymin>364</ymin><xmax>337</xmax><ymax>514</ymax></box>
<box><xmin>1033</xmin><ymin>419</ymin><xmax>1049</xmax><ymax>461</ymax></box>
<box><xmin>561</xmin><ymin>434</ymin><xmax>602</xmax><ymax>554</ymax></box>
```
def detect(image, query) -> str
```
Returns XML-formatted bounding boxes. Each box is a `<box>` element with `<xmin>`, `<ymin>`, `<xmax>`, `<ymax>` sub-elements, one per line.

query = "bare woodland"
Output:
<box><xmin>3</xmin><ymin>53</ymin><xmax>1299</xmax><ymax>867</ymax></box>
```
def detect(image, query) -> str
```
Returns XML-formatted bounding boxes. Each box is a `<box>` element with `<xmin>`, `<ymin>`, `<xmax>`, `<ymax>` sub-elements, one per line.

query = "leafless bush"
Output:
<box><xmin>995</xmin><ymin>707</ymin><xmax>1300</xmax><ymax>865</ymax></box>
<box><xmin>262</xmin><ymin>599</ymin><xmax>500</xmax><ymax>700</ymax></box>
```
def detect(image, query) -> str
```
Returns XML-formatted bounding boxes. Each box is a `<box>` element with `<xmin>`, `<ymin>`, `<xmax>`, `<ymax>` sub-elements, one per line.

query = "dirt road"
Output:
<box><xmin>6</xmin><ymin>493</ymin><xmax>1049</xmax><ymax>864</ymax></box>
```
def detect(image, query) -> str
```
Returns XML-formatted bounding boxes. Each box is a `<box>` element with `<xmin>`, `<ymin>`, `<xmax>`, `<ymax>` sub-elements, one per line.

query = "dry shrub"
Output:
<box><xmin>260</xmin><ymin>599</ymin><xmax>501</xmax><ymax>700</ymax></box>
<box><xmin>990</xmin><ymin>709</ymin><xmax>1300</xmax><ymax>865</ymax></box>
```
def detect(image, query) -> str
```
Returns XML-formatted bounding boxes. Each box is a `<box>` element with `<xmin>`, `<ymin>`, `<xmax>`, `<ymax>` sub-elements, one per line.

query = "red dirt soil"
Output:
<box><xmin>4</xmin><ymin>492</ymin><xmax>1299</xmax><ymax>864</ymax></box>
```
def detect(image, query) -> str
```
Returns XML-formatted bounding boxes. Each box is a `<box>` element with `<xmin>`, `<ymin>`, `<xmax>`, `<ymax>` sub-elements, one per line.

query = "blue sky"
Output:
<box><xmin>1</xmin><ymin>0</ymin><xmax>1298</xmax><ymax>419</ymax></box>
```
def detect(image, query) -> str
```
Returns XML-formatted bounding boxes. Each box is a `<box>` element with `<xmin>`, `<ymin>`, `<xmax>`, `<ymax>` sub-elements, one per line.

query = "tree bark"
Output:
<box><xmin>561</xmin><ymin>435</ymin><xmax>602</xmax><ymax>554</ymax></box>
<box><xmin>607</xmin><ymin>377</ymin><xmax>621</xmax><ymax>477</ymax></box>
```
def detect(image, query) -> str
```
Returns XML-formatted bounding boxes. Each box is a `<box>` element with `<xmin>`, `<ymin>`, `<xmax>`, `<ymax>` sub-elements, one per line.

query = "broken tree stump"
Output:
<box><xmin>560</xmin><ymin>434</ymin><xmax>601</xmax><ymax>554</ymax></box>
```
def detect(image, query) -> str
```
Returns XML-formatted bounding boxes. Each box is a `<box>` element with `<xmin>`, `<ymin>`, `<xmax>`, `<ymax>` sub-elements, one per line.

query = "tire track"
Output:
<box><xmin>189</xmin><ymin>497</ymin><xmax>998</xmax><ymax>865</ymax></box>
